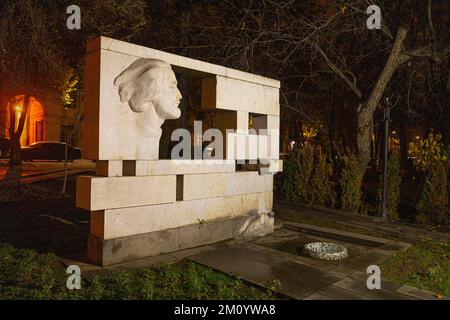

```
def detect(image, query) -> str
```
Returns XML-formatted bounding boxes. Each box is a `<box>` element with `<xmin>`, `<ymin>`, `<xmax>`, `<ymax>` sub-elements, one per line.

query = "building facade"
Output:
<box><xmin>0</xmin><ymin>91</ymin><xmax>79</xmax><ymax>149</ymax></box>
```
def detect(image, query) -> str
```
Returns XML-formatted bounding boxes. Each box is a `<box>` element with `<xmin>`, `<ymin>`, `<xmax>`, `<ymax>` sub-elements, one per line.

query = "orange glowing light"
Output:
<box><xmin>13</xmin><ymin>104</ymin><xmax>23</xmax><ymax>132</ymax></box>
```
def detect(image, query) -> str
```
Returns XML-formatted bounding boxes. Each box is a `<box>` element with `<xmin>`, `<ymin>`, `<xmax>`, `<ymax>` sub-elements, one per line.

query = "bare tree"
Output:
<box><xmin>0</xmin><ymin>0</ymin><xmax>147</xmax><ymax>165</ymax></box>
<box><xmin>141</xmin><ymin>0</ymin><xmax>449</xmax><ymax>176</ymax></box>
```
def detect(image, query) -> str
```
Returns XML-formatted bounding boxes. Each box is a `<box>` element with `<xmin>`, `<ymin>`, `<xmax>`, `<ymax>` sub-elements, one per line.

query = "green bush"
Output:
<box><xmin>337</xmin><ymin>156</ymin><xmax>363</xmax><ymax>213</ymax></box>
<box><xmin>408</xmin><ymin>132</ymin><xmax>448</xmax><ymax>170</ymax></box>
<box><xmin>282</xmin><ymin>145</ymin><xmax>314</xmax><ymax>203</ymax></box>
<box><xmin>282</xmin><ymin>149</ymin><xmax>298</xmax><ymax>202</ymax></box>
<box><xmin>377</xmin><ymin>152</ymin><xmax>402</xmax><ymax>221</ymax></box>
<box><xmin>416</xmin><ymin>161</ymin><xmax>449</xmax><ymax>224</ymax></box>
<box><xmin>309</xmin><ymin>153</ymin><xmax>336</xmax><ymax>207</ymax></box>
<box><xmin>0</xmin><ymin>243</ymin><xmax>66</xmax><ymax>299</ymax></box>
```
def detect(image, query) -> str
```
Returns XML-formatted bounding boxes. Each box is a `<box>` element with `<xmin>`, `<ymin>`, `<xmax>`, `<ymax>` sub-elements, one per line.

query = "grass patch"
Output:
<box><xmin>0</xmin><ymin>243</ymin><xmax>274</xmax><ymax>300</ymax></box>
<box><xmin>381</xmin><ymin>242</ymin><xmax>450</xmax><ymax>298</ymax></box>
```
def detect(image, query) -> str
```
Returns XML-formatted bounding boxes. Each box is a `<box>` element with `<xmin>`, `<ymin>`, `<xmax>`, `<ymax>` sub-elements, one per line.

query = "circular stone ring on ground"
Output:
<box><xmin>303</xmin><ymin>242</ymin><xmax>348</xmax><ymax>261</ymax></box>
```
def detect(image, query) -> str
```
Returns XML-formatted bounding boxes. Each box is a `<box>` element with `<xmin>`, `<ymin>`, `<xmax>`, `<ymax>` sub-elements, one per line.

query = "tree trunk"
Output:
<box><xmin>356</xmin><ymin>28</ymin><xmax>408</xmax><ymax>176</ymax></box>
<box><xmin>12</xmin><ymin>94</ymin><xmax>30</xmax><ymax>164</ymax></box>
<box><xmin>9</xmin><ymin>98</ymin><xmax>16</xmax><ymax>169</ymax></box>
<box><xmin>328</xmin><ymin>87</ymin><xmax>341</xmax><ymax>162</ymax></box>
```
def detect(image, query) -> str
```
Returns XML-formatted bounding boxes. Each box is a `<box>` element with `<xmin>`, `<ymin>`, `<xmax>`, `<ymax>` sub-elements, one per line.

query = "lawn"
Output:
<box><xmin>381</xmin><ymin>241</ymin><xmax>450</xmax><ymax>298</ymax></box>
<box><xmin>0</xmin><ymin>183</ymin><xmax>275</xmax><ymax>300</ymax></box>
<box><xmin>0</xmin><ymin>243</ymin><xmax>274</xmax><ymax>300</ymax></box>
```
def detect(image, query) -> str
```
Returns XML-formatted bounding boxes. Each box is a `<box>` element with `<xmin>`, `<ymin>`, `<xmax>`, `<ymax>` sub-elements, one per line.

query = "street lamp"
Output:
<box><xmin>381</xmin><ymin>97</ymin><xmax>392</xmax><ymax>220</ymax></box>
<box><xmin>380</xmin><ymin>95</ymin><xmax>401</xmax><ymax>220</ymax></box>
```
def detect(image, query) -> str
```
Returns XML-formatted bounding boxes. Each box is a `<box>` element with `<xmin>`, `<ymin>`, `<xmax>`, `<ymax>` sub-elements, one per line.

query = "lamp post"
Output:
<box><xmin>381</xmin><ymin>97</ymin><xmax>394</xmax><ymax>220</ymax></box>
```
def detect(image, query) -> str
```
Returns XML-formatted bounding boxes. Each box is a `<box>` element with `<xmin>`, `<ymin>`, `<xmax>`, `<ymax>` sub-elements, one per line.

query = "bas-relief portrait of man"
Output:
<box><xmin>113</xmin><ymin>58</ymin><xmax>182</xmax><ymax>158</ymax></box>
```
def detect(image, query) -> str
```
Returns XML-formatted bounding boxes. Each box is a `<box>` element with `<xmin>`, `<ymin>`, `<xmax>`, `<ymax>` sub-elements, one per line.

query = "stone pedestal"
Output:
<box><xmin>87</xmin><ymin>210</ymin><xmax>274</xmax><ymax>266</ymax></box>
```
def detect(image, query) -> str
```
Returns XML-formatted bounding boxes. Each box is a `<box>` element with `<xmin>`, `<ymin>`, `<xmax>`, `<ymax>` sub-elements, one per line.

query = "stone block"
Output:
<box><xmin>180</xmin><ymin>172</ymin><xmax>273</xmax><ymax>201</ymax></box>
<box><xmin>87</xmin><ymin>36</ymin><xmax>279</xmax><ymax>87</ymax></box>
<box><xmin>267</xmin><ymin>115</ymin><xmax>280</xmax><ymax>133</ymax></box>
<box><xmin>182</xmin><ymin>173</ymin><xmax>227</xmax><ymax>200</ymax></box>
<box><xmin>232</xmin><ymin>211</ymin><xmax>274</xmax><ymax>239</ymax></box>
<box><xmin>76</xmin><ymin>175</ymin><xmax>176</xmax><ymax>211</ymax></box>
<box><xmin>225</xmin><ymin>172</ymin><xmax>273</xmax><ymax>196</ymax></box>
<box><xmin>178</xmin><ymin>211</ymin><xmax>274</xmax><ymax>250</ymax></box>
<box><xmin>204</xmin><ymin>192</ymin><xmax>273</xmax><ymax>221</ymax></box>
<box><xmin>225</xmin><ymin>67</ymin><xmax>280</xmax><ymax>89</ymax></box>
<box><xmin>200</xmin><ymin>75</ymin><xmax>279</xmax><ymax>115</ymax></box>
<box><xmin>216</xmin><ymin>76</ymin><xmax>280</xmax><ymax>115</ymax></box>
<box><xmin>259</xmin><ymin>159</ymin><xmax>283</xmax><ymax>175</ymax></box>
<box><xmin>87</xmin><ymin>228</ymin><xmax>180</xmax><ymax>266</ymax></box>
<box><xmin>90</xmin><ymin>191</ymin><xmax>273</xmax><ymax>241</ymax></box>
<box><xmin>95</xmin><ymin>160</ymin><xmax>123</xmax><ymax>177</ymax></box>
<box><xmin>90</xmin><ymin>199</ymin><xmax>206</xmax><ymax>240</ymax></box>
<box><xmin>83</xmin><ymin>49</ymin><xmax>163</xmax><ymax>160</ymax></box>
<box><xmin>237</xmin><ymin>111</ymin><xmax>249</xmax><ymax>133</ymax></box>
<box><xmin>122</xmin><ymin>159</ymin><xmax>235</xmax><ymax>176</ymax></box>
<box><xmin>87</xmin><ymin>210</ymin><xmax>274</xmax><ymax>266</ymax></box>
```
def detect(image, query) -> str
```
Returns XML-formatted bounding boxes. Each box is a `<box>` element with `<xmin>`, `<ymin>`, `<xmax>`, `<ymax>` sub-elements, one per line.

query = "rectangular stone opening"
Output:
<box><xmin>236</xmin><ymin>160</ymin><xmax>259</xmax><ymax>172</ymax></box>
<box><xmin>249</xmin><ymin>113</ymin><xmax>268</xmax><ymax>134</ymax></box>
<box><xmin>176</xmin><ymin>174</ymin><xmax>184</xmax><ymax>201</ymax></box>
<box><xmin>159</xmin><ymin>73</ymin><xmax>225</xmax><ymax>160</ymax></box>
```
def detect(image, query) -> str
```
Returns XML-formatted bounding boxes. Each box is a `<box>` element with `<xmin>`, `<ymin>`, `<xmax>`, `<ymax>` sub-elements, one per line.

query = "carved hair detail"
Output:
<box><xmin>114</xmin><ymin>58</ymin><xmax>172</xmax><ymax>113</ymax></box>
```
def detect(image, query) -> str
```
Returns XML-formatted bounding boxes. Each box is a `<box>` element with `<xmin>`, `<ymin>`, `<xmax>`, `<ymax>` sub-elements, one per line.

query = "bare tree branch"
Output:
<box><xmin>307</xmin><ymin>39</ymin><xmax>363</xmax><ymax>99</ymax></box>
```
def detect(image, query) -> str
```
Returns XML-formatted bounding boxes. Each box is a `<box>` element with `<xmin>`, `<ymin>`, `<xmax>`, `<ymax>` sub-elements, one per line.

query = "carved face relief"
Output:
<box><xmin>154</xmin><ymin>67</ymin><xmax>182</xmax><ymax>120</ymax></box>
<box><xmin>114</xmin><ymin>58</ymin><xmax>182</xmax><ymax>137</ymax></box>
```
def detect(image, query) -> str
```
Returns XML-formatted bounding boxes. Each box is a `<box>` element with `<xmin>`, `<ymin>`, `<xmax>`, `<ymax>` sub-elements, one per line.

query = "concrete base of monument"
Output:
<box><xmin>87</xmin><ymin>211</ymin><xmax>274</xmax><ymax>266</ymax></box>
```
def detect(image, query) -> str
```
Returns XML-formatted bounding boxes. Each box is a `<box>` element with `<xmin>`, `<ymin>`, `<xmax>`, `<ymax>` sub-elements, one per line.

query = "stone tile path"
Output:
<box><xmin>186</xmin><ymin>226</ymin><xmax>442</xmax><ymax>300</ymax></box>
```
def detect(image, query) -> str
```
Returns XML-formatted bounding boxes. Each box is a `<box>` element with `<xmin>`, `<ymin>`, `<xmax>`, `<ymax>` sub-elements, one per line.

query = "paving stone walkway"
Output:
<box><xmin>185</xmin><ymin>225</ymin><xmax>441</xmax><ymax>300</ymax></box>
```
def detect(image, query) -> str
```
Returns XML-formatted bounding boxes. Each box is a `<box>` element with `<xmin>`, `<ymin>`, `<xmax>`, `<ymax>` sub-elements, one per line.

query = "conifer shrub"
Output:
<box><xmin>416</xmin><ymin>161</ymin><xmax>449</xmax><ymax>224</ymax></box>
<box><xmin>337</xmin><ymin>156</ymin><xmax>363</xmax><ymax>213</ymax></box>
<box><xmin>282</xmin><ymin>145</ymin><xmax>314</xmax><ymax>203</ymax></box>
<box><xmin>309</xmin><ymin>152</ymin><xmax>336</xmax><ymax>207</ymax></box>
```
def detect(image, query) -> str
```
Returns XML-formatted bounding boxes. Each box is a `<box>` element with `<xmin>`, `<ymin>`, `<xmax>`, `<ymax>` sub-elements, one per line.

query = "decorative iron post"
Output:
<box><xmin>381</xmin><ymin>97</ymin><xmax>392</xmax><ymax>220</ymax></box>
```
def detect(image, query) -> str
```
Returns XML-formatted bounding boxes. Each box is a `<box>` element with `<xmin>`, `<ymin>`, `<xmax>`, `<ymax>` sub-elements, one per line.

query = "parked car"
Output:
<box><xmin>21</xmin><ymin>141</ymin><xmax>81</xmax><ymax>162</ymax></box>
<box><xmin>0</xmin><ymin>137</ymin><xmax>11</xmax><ymax>158</ymax></box>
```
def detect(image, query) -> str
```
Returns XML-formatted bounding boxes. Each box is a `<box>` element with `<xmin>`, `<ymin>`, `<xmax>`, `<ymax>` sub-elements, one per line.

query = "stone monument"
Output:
<box><xmin>76</xmin><ymin>37</ymin><xmax>282</xmax><ymax>266</ymax></box>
